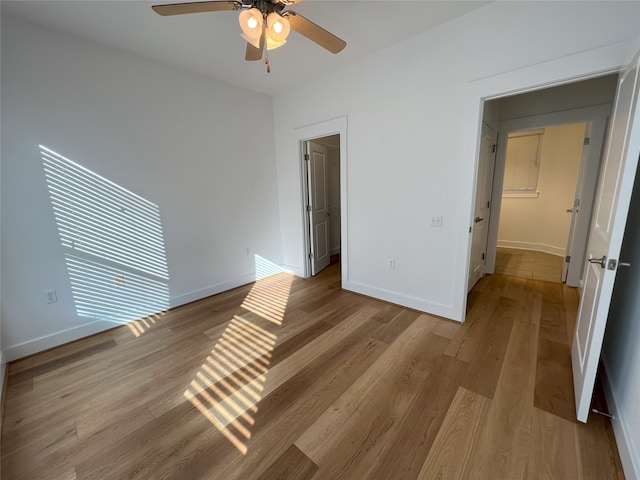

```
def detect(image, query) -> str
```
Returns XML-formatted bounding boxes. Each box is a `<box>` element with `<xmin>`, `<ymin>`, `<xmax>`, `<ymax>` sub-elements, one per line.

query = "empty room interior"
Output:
<box><xmin>2</xmin><ymin>1</ymin><xmax>640</xmax><ymax>479</ymax></box>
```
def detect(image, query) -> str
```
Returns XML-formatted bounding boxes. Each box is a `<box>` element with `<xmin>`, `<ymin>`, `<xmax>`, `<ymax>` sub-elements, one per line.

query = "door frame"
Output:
<box><xmin>484</xmin><ymin>104</ymin><xmax>612</xmax><ymax>286</ymax></box>
<box><xmin>295</xmin><ymin>117</ymin><xmax>348</xmax><ymax>279</ymax></box>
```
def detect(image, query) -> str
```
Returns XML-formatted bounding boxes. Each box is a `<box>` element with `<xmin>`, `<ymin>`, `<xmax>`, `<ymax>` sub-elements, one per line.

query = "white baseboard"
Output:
<box><xmin>3</xmin><ymin>320</ymin><xmax>116</xmax><ymax>362</ymax></box>
<box><xmin>169</xmin><ymin>273</ymin><xmax>257</xmax><ymax>308</ymax></box>
<box><xmin>600</xmin><ymin>368</ymin><xmax>640</xmax><ymax>479</ymax></box>
<box><xmin>4</xmin><ymin>267</ymin><xmax>299</xmax><ymax>362</ymax></box>
<box><xmin>330</xmin><ymin>247</ymin><xmax>341</xmax><ymax>255</ymax></box>
<box><xmin>496</xmin><ymin>240</ymin><xmax>565</xmax><ymax>257</ymax></box>
<box><xmin>343</xmin><ymin>280</ymin><xmax>460</xmax><ymax>322</ymax></box>
<box><xmin>169</xmin><ymin>265</ymin><xmax>298</xmax><ymax>307</ymax></box>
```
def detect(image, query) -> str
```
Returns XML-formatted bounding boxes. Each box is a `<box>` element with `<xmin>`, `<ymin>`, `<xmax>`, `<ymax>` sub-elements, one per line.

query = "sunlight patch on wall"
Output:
<box><xmin>184</xmin><ymin>255</ymin><xmax>292</xmax><ymax>454</ymax></box>
<box><xmin>41</xmin><ymin>145</ymin><xmax>170</xmax><ymax>335</ymax></box>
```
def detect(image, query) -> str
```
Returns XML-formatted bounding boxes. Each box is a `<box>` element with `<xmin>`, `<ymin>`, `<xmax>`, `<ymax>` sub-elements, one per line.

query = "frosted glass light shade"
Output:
<box><xmin>265</xmin><ymin>12</ymin><xmax>290</xmax><ymax>50</ymax></box>
<box><xmin>239</xmin><ymin>8</ymin><xmax>263</xmax><ymax>48</ymax></box>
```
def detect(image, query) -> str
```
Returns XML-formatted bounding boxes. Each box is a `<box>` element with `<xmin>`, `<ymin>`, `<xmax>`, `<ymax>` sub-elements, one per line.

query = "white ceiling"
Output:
<box><xmin>1</xmin><ymin>1</ymin><xmax>490</xmax><ymax>95</ymax></box>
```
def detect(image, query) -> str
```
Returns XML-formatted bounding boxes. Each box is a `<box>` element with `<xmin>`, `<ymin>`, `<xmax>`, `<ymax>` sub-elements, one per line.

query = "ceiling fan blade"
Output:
<box><xmin>245</xmin><ymin>33</ymin><xmax>265</xmax><ymax>61</ymax></box>
<box><xmin>284</xmin><ymin>11</ymin><xmax>346</xmax><ymax>54</ymax></box>
<box><xmin>152</xmin><ymin>1</ymin><xmax>241</xmax><ymax>16</ymax></box>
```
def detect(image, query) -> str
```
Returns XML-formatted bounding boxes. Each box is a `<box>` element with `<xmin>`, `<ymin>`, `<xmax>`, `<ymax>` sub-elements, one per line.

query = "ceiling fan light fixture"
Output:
<box><xmin>265</xmin><ymin>12</ymin><xmax>290</xmax><ymax>50</ymax></box>
<box><xmin>239</xmin><ymin>7</ymin><xmax>263</xmax><ymax>48</ymax></box>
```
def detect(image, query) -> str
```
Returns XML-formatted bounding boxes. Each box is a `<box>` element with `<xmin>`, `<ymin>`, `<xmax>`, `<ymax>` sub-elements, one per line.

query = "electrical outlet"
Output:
<box><xmin>114</xmin><ymin>274</ymin><xmax>126</xmax><ymax>287</ymax></box>
<box><xmin>45</xmin><ymin>289</ymin><xmax>58</xmax><ymax>304</ymax></box>
<box><xmin>430</xmin><ymin>215</ymin><xmax>443</xmax><ymax>227</ymax></box>
<box><xmin>387</xmin><ymin>258</ymin><xmax>396</xmax><ymax>270</ymax></box>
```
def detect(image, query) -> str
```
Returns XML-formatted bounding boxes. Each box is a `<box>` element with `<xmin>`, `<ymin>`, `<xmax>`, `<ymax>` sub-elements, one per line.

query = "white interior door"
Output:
<box><xmin>564</xmin><ymin>118</ymin><xmax>611</xmax><ymax>287</ymax></box>
<box><xmin>563</xmin><ymin>128</ymin><xmax>589</xmax><ymax>283</ymax></box>
<box><xmin>468</xmin><ymin>122</ymin><xmax>496</xmax><ymax>291</ymax></box>
<box><xmin>572</xmin><ymin>52</ymin><xmax>640</xmax><ymax>423</ymax></box>
<box><xmin>307</xmin><ymin>141</ymin><xmax>331</xmax><ymax>276</ymax></box>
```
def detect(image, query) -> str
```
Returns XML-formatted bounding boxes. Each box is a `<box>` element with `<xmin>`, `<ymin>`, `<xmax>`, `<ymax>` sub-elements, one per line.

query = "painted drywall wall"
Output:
<box><xmin>497</xmin><ymin>123</ymin><xmax>585</xmax><ymax>256</ymax></box>
<box><xmin>1</xmin><ymin>15</ymin><xmax>282</xmax><ymax>360</ymax></box>
<box><xmin>272</xmin><ymin>1</ymin><xmax>640</xmax><ymax>319</ymax></box>
<box><xmin>602</xmin><ymin>163</ymin><xmax>640</xmax><ymax>479</ymax></box>
<box><xmin>498</xmin><ymin>74</ymin><xmax>619</xmax><ymax>120</ymax></box>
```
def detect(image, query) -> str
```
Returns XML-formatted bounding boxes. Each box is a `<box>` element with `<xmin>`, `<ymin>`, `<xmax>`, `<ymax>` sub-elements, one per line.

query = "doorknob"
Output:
<box><xmin>474</xmin><ymin>217</ymin><xmax>484</xmax><ymax>223</ymax></box>
<box><xmin>588</xmin><ymin>256</ymin><xmax>607</xmax><ymax>268</ymax></box>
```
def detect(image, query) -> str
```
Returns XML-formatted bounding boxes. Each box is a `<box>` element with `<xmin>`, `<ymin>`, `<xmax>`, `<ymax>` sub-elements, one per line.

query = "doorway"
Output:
<box><xmin>470</xmin><ymin>75</ymin><xmax>619</xmax><ymax>290</ymax></box>
<box><xmin>495</xmin><ymin>122</ymin><xmax>587</xmax><ymax>284</ymax></box>
<box><xmin>302</xmin><ymin>134</ymin><xmax>342</xmax><ymax>276</ymax></box>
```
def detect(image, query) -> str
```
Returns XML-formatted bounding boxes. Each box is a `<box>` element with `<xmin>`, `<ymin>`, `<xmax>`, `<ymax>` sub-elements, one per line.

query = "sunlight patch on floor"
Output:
<box><xmin>184</xmin><ymin>257</ymin><xmax>293</xmax><ymax>454</ymax></box>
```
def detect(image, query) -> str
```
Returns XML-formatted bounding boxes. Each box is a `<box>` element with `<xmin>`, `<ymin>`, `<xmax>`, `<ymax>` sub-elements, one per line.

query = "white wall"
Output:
<box><xmin>602</xmin><ymin>163</ymin><xmax>640</xmax><ymax>479</ymax></box>
<box><xmin>497</xmin><ymin>123</ymin><xmax>585</xmax><ymax>256</ymax></box>
<box><xmin>0</xmin><ymin>129</ymin><xmax>3</xmax><ymax>394</ymax></box>
<box><xmin>1</xmin><ymin>15</ymin><xmax>282</xmax><ymax>360</ymax></box>
<box><xmin>273</xmin><ymin>1</ymin><xmax>640</xmax><ymax>320</ymax></box>
<box><xmin>498</xmin><ymin>74</ymin><xmax>619</xmax><ymax>120</ymax></box>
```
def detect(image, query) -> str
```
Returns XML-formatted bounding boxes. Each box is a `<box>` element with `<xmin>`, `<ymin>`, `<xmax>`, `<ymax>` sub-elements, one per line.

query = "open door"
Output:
<box><xmin>305</xmin><ymin>140</ymin><xmax>331</xmax><ymax>276</ymax></box>
<box><xmin>468</xmin><ymin>122</ymin><xmax>496</xmax><ymax>291</ymax></box>
<box><xmin>572</xmin><ymin>51</ymin><xmax>640</xmax><ymax>422</ymax></box>
<box><xmin>563</xmin><ymin>118</ymin><xmax>611</xmax><ymax>287</ymax></box>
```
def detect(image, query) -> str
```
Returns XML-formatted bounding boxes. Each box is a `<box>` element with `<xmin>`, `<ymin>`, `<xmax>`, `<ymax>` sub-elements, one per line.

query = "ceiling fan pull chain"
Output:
<box><xmin>265</xmin><ymin>54</ymin><xmax>271</xmax><ymax>74</ymax></box>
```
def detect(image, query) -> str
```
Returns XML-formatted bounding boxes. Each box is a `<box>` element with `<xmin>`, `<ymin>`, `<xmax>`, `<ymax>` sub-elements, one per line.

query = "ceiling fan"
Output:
<box><xmin>152</xmin><ymin>0</ymin><xmax>346</xmax><ymax>70</ymax></box>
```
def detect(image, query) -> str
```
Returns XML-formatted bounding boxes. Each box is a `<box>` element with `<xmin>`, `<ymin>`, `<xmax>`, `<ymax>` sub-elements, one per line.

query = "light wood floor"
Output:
<box><xmin>2</xmin><ymin>264</ymin><xmax>623</xmax><ymax>479</ymax></box>
<box><xmin>495</xmin><ymin>247</ymin><xmax>564</xmax><ymax>283</ymax></box>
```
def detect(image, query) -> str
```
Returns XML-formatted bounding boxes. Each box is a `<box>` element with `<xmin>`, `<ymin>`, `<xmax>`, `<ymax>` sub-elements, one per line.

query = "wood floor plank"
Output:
<box><xmin>430</xmin><ymin>317</ymin><xmax>462</xmax><ymax>340</ymax></box>
<box><xmin>416</xmin><ymin>387</ymin><xmax>491</xmax><ymax>480</ymax></box>
<box><xmin>294</xmin><ymin>321</ymin><xmax>448</xmax><ymax>479</ymax></box>
<box><xmin>294</xmin><ymin>317</ymin><xmax>442</xmax><ymax>458</ymax></box>
<box><xmin>7</xmin><ymin>377</ymin><xmax>33</xmax><ymax>396</ymax></box>
<box><xmin>361</xmin><ymin>354</ymin><xmax>470</xmax><ymax>480</ymax></box>
<box><xmin>522</xmin><ymin>278</ymin><xmax>544</xmax><ymax>326</ymax></box>
<box><xmin>534</xmin><ymin>338</ymin><xmax>576</xmax><ymax>422</ymax></box>
<box><xmin>147</xmin><ymin>338</ymin><xmax>388</xmax><ymax>480</ymax></box>
<box><xmin>368</xmin><ymin>308</ymin><xmax>422</xmax><ymax>345</ymax></box>
<box><xmin>254</xmin><ymin>444</ymin><xmax>318</xmax><ymax>480</ymax></box>
<box><xmin>1</xmin><ymin>265</ymin><xmax>624</xmax><ymax>480</ymax></box>
<box><xmin>459</xmin><ymin>296</ymin><xmax>517</xmax><ymax>399</ymax></box>
<box><xmin>539</xmin><ymin>282</ymin><xmax>568</xmax><ymax>345</ymax></box>
<box><xmin>461</xmin><ymin>318</ymin><xmax>538</xmax><ymax>479</ymax></box>
<box><xmin>444</xmin><ymin>291</ymin><xmax>501</xmax><ymax>360</ymax></box>
<box><xmin>8</xmin><ymin>340</ymin><xmax>117</xmax><ymax>384</ymax></box>
<box><xmin>527</xmin><ymin>407</ymin><xmax>582</xmax><ymax>479</ymax></box>
<box><xmin>5</xmin><ymin>405</ymin><xmax>153</xmax><ymax>480</ymax></box>
<box><xmin>74</xmin><ymin>402</ymin><xmax>208</xmax><ymax>480</ymax></box>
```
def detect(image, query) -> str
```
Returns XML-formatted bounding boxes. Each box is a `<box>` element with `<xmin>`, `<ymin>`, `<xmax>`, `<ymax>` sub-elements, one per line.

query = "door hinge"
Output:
<box><xmin>565</xmin><ymin>255</ymin><xmax>571</xmax><ymax>262</ymax></box>
<box><xmin>584</xmin><ymin>137</ymin><xmax>590</xmax><ymax>146</ymax></box>
<box><xmin>487</xmin><ymin>200</ymin><xmax>490</xmax><ymax>209</ymax></box>
<box><xmin>469</xmin><ymin>226</ymin><xmax>472</xmax><ymax>233</ymax></box>
<box><xmin>308</xmin><ymin>252</ymin><xmax>313</xmax><ymax>260</ymax></box>
<box><xmin>304</xmin><ymin>153</ymin><xmax>310</xmax><ymax>161</ymax></box>
<box><xmin>306</xmin><ymin>205</ymin><xmax>311</xmax><ymax>212</ymax></box>
<box><xmin>482</xmin><ymin>253</ymin><xmax>485</xmax><ymax>260</ymax></box>
<box><xmin>492</xmin><ymin>144</ymin><xmax>497</xmax><ymax>153</ymax></box>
